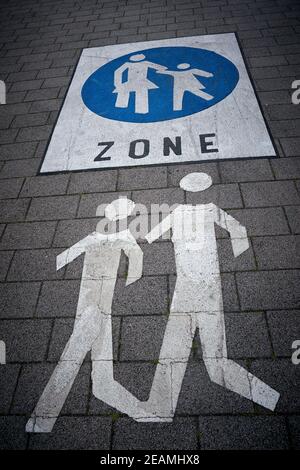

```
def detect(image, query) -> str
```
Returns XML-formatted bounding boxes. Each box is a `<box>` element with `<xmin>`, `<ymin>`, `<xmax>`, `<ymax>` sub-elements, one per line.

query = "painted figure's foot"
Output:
<box><xmin>26</xmin><ymin>415</ymin><xmax>57</xmax><ymax>433</ymax></box>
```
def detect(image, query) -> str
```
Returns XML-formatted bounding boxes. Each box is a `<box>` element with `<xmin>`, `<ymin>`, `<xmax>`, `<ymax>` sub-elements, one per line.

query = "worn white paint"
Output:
<box><xmin>26</xmin><ymin>175</ymin><xmax>280</xmax><ymax>433</ymax></box>
<box><xmin>142</xmin><ymin>173</ymin><xmax>280</xmax><ymax>419</ymax></box>
<box><xmin>40</xmin><ymin>34</ymin><xmax>276</xmax><ymax>173</ymax></box>
<box><xmin>26</xmin><ymin>198</ymin><xmax>157</xmax><ymax>433</ymax></box>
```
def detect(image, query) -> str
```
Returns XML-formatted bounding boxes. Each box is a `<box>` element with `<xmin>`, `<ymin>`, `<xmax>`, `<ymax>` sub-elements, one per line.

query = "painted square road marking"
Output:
<box><xmin>40</xmin><ymin>34</ymin><xmax>276</xmax><ymax>173</ymax></box>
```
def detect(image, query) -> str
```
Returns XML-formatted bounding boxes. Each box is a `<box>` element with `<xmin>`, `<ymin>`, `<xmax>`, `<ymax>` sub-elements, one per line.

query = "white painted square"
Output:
<box><xmin>40</xmin><ymin>34</ymin><xmax>276</xmax><ymax>173</ymax></box>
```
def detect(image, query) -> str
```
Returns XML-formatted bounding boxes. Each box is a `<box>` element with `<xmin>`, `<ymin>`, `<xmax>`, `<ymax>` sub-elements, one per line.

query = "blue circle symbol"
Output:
<box><xmin>81</xmin><ymin>46</ymin><xmax>239</xmax><ymax>123</ymax></box>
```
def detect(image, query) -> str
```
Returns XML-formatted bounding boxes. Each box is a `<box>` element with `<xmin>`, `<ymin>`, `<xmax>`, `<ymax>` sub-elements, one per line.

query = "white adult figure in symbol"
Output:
<box><xmin>160</xmin><ymin>63</ymin><xmax>214</xmax><ymax>111</ymax></box>
<box><xmin>26</xmin><ymin>197</ymin><xmax>157</xmax><ymax>433</ymax></box>
<box><xmin>142</xmin><ymin>172</ymin><xmax>280</xmax><ymax>420</ymax></box>
<box><xmin>113</xmin><ymin>53</ymin><xmax>167</xmax><ymax>114</ymax></box>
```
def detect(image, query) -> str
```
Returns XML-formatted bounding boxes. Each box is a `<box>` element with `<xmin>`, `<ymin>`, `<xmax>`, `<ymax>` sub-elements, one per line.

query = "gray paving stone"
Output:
<box><xmin>118</xmin><ymin>166</ymin><xmax>168</xmax><ymax>190</ymax></box>
<box><xmin>0</xmin><ymin>142</ymin><xmax>37</xmax><ymax>160</ymax></box>
<box><xmin>48</xmin><ymin>317</ymin><xmax>120</xmax><ymax>362</ymax></box>
<box><xmin>8</xmin><ymin>248</ymin><xmax>64</xmax><ymax>281</ymax></box>
<box><xmin>218</xmin><ymin>238</ymin><xmax>256</xmax><ymax>272</ymax></box>
<box><xmin>267</xmin><ymin>310</ymin><xmax>300</xmax><ymax>357</ymax></box>
<box><xmin>253</xmin><ymin>235</ymin><xmax>299</xmax><ymax>269</ymax></box>
<box><xmin>0</xmin><ymin>198</ymin><xmax>29</xmax><ymax>222</ymax></box>
<box><xmin>219</xmin><ymin>158</ymin><xmax>273</xmax><ymax>182</ymax></box>
<box><xmin>0</xmin><ymin>221</ymin><xmax>56</xmax><ymax>249</ymax></box>
<box><xmin>250</xmin><ymin>359</ymin><xmax>300</xmax><ymax>413</ymax></box>
<box><xmin>113</xmin><ymin>417</ymin><xmax>198</xmax><ymax>450</ymax></box>
<box><xmin>0</xmin><ymin>416</ymin><xmax>27</xmax><ymax>449</ymax></box>
<box><xmin>29</xmin><ymin>98</ymin><xmax>62</xmax><ymax>112</ymax></box>
<box><xmin>113</xmin><ymin>275</ymin><xmax>168</xmax><ymax>316</ymax></box>
<box><xmin>285</xmin><ymin>206</ymin><xmax>300</xmax><ymax>234</ymax></box>
<box><xmin>120</xmin><ymin>315</ymin><xmax>167</xmax><ymax>361</ymax></box>
<box><xmin>36</xmin><ymin>280</ymin><xmax>80</xmax><ymax>318</ymax></box>
<box><xmin>221</xmin><ymin>273</ymin><xmax>240</xmax><ymax>312</ymax></box>
<box><xmin>237</xmin><ymin>270</ymin><xmax>299</xmax><ymax>311</ymax></box>
<box><xmin>53</xmin><ymin>218</ymin><xmax>97</xmax><ymax>247</ymax></box>
<box><xmin>12</xmin><ymin>362</ymin><xmax>90</xmax><ymax>416</ymax></box>
<box><xmin>0</xmin><ymin>178</ymin><xmax>23</xmax><ymax>199</ymax></box>
<box><xmin>0</xmin><ymin>128</ymin><xmax>18</xmax><ymax>144</ymax></box>
<box><xmin>20</xmin><ymin>174</ymin><xmax>69</xmax><ymax>197</ymax></box>
<box><xmin>27</xmin><ymin>195</ymin><xmax>79</xmax><ymax>221</ymax></box>
<box><xmin>226</xmin><ymin>311</ymin><xmax>272</xmax><ymax>358</ymax></box>
<box><xmin>0</xmin><ymin>250</ymin><xmax>13</xmax><ymax>281</ymax></box>
<box><xmin>0</xmin><ymin>114</ymin><xmax>13</xmax><ymax>130</ymax></box>
<box><xmin>168</xmin><ymin>162</ymin><xmax>220</xmax><ymax>186</ymax></box>
<box><xmin>29</xmin><ymin>416</ymin><xmax>111</xmax><ymax>450</ymax></box>
<box><xmin>0</xmin><ymin>365</ymin><xmax>20</xmax><ymax>413</ymax></box>
<box><xmin>280</xmin><ymin>138</ymin><xmax>300</xmax><ymax>157</ymax></box>
<box><xmin>142</xmin><ymin>241</ymin><xmax>176</xmax><ymax>275</ymax></box>
<box><xmin>0</xmin><ymin>158</ymin><xmax>41</xmax><ymax>179</ymax></box>
<box><xmin>12</xmin><ymin>113</ymin><xmax>49</xmax><ymax>128</ymax></box>
<box><xmin>68</xmin><ymin>170</ymin><xmax>117</xmax><ymax>194</ymax></box>
<box><xmin>229</xmin><ymin>207</ymin><xmax>290</xmax><ymax>236</ymax></box>
<box><xmin>177</xmin><ymin>361</ymin><xmax>254</xmax><ymax>415</ymax></box>
<box><xmin>0</xmin><ymin>319</ymin><xmax>52</xmax><ymax>362</ymax></box>
<box><xmin>132</xmin><ymin>187</ymin><xmax>184</xmax><ymax>210</ymax></box>
<box><xmin>187</xmin><ymin>183</ymin><xmax>243</xmax><ymax>209</ymax></box>
<box><xmin>198</xmin><ymin>416</ymin><xmax>289</xmax><ymax>450</ymax></box>
<box><xmin>289</xmin><ymin>416</ymin><xmax>300</xmax><ymax>450</ymax></box>
<box><xmin>241</xmin><ymin>181</ymin><xmax>300</xmax><ymax>207</ymax></box>
<box><xmin>77</xmin><ymin>191</ymin><xmax>130</xmax><ymax>219</ymax></box>
<box><xmin>271</xmin><ymin>157</ymin><xmax>300</xmax><ymax>179</ymax></box>
<box><xmin>24</xmin><ymin>87</ymin><xmax>59</xmax><ymax>102</ymax></box>
<box><xmin>89</xmin><ymin>362</ymin><xmax>155</xmax><ymax>415</ymax></box>
<box><xmin>0</xmin><ymin>282</ymin><xmax>40</xmax><ymax>319</ymax></box>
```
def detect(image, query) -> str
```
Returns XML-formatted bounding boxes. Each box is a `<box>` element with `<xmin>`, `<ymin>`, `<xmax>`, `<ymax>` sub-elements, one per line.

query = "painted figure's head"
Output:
<box><xmin>129</xmin><ymin>54</ymin><xmax>146</xmax><ymax>62</ymax></box>
<box><xmin>177</xmin><ymin>63</ymin><xmax>191</xmax><ymax>70</ymax></box>
<box><xmin>179</xmin><ymin>172</ymin><xmax>212</xmax><ymax>192</ymax></box>
<box><xmin>104</xmin><ymin>197</ymin><xmax>135</xmax><ymax>221</ymax></box>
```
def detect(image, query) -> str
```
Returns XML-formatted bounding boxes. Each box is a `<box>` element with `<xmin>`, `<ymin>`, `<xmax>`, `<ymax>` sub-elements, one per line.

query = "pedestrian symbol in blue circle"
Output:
<box><xmin>81</xmin><ymin>46</ymin><xmax>239</xmax><ymax>123</ymax></box>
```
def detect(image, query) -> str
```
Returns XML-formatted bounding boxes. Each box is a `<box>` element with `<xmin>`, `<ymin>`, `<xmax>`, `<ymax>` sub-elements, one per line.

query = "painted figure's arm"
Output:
<box><xmin>56</xmin><ymin>237</ymin><xmax>89</xmax><ymax>271</ymax></box>
<box><xmin>145</xmin><ymin>214</ymin><xmax>172</xmax><ymax>244</ymax></box>
<box><xmin>123</xmin><ymin>243</ymin><xmax>144</xmax><ymax>286</ymax></box>
<box><xmin>113</xmin><ymin>63</ymin><xmax>128</xmax><ymax>89</ymax></box>
<box><xmin>193</xmin><ymin>69</ymin><xmax>213</xmax><ymax>78</ymax></box>
<box><xmin>148</xmin><ymin>62</ymin><xmax>168</xmax><ymax>73</ymax></box>
<box><xmin>214</xmin><ymin>205</ymin><xmax>249</xmax><ymax>257</ymax></box>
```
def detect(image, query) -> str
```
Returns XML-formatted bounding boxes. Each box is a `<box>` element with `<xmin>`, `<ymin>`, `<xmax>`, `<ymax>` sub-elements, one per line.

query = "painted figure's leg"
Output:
<box><xmin>91</xmin><ymin>314</ymin><xmax>158</xmax><ymax>421</ymax></box>
<box><xmin>197</xmin><ymin>308</ymin><xmax>280</xmax><ymax>411</ymax></box>
<box><xmin>173</xmin><ymin>88</ymin><xmax>185</xmax><ymax>111</ymax></box>
<box><xmin>115</xmin><ymin>91</ymin><xmax>130</xmax><ymax>108</ymax></box>
<box><xmin>193</xmin><ymin>89</ymin><xmax>214</xmax><ymax>101</ymax></box>
<box><xmin>139</xmin><ymin>313</ymin><xmax>195</xmax><ymax>422</ymax></box>
<box><xmin>26</xmin><ymin>308</ymin><xmax>102</xmax><ymax>433</ymax></box>
<box><xmin>135</xmin><ymin>89</ymin><xmax>149</xmax><ymax>114</ymax></box>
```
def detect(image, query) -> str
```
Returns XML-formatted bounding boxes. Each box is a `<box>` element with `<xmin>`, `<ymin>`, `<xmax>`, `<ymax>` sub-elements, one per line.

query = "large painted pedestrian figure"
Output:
<box><xmin>142</xmin><ymin>172</ymin><xmax>280</xmax><ymax>421</ymax></box>
<box><xmin>26</xmin><ymin>197</ymin><xmax>156</xmax><ymax>433</ymax></box>
<box><xmin>113</xmin><ymin>53</ymin><xmax>167</xmax><ymax>114</ymax></box>
<box><xmin>160</xmin><ymin>63</ymin><xmax>214</xmax><ymax>110</ymax></box>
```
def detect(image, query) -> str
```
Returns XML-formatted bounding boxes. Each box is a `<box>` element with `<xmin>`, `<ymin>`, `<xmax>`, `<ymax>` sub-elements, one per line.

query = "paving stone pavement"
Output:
<box><xmin>0</xmin><ymin>0</ymin><xmax>299</xmax><ymax>451</ymax></box>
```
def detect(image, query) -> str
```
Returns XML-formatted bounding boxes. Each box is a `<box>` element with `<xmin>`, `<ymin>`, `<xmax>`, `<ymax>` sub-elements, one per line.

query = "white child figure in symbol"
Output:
<box><xmin>113</xmin><ymin>53</ymin><xmax>167</xmax><ymax>114</ymax></box>
<box><xmin>26</xmin><ymin>197</ymin><xmax>158</xmax><ymax>433</ymax></box>
<box><xmin>141</xmin><ymin>172</ymin><xmax>280</xmax><ymax>421</ymax></box>
<box><xmin>160</xmin><ymin>63</ymin><xmax>214</xmax><ymax>111</ymax></box>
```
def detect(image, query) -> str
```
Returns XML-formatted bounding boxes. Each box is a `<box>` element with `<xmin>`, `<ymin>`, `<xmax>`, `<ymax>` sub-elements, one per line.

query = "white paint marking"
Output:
<box><xmin>26</xmin><ymin>176</ymin><xmax>280</xmax><ymax>433</ymax></box>
<box><xmin>40</xmin><ymin>34</ymin><xmax>276</xmax><ymax>173</ymax></box>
